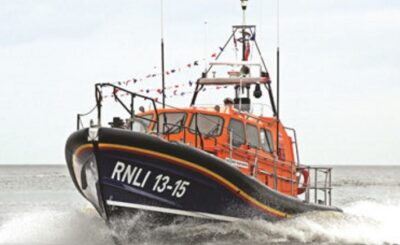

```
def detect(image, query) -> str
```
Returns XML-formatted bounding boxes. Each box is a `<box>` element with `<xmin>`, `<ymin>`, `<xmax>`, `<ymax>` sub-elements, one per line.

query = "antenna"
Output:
<box><xmin>161</xmin><ymin>0</ymin><xmax>166</xmax><ymax>109</ymax></box>
<box><xmin>276</xmin><ymin>0</ymin><xmax>280</xmax><ymax>160</ymax></box>
<box><xmin>203</xmin><ymin>20</ymin><xmax>208</xmax><ymax>72</ymax></box>
<box><xmin>240</xmin><ymin>0</ymin><xmax>248</xmax><ymax>61</ymax></box>
<box><xmin>241</xmin><ymin>0</ymin><xmax>248</xmax><ymax>24</ymax></box>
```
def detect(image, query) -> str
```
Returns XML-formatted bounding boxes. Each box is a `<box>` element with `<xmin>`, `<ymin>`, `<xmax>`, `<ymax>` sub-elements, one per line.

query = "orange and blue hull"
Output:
<box><xmin>65</xmin><ymin>128</ymin><xmax>340</xmax><ymax>222</ymax></box>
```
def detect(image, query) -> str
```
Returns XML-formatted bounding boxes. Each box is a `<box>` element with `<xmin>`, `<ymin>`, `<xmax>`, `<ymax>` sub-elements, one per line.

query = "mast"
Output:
<box><xmin>276</xmin><ymin>47</ymin><xmax>280</xmax><ymax>157</ymax></box>
<box><xmin>241</xmin><ymin>0</ymin><xmax>248</xmax><ymax>61</ymax></box>
<box><xmin>276</xmin><ymin>0</ymin><xmax>280</xmax><ymax>158</ymax></box>
<box><xmin>161</xmin><ymin>0</ymin><xmax>166</xmax><ymax>108</ymax></box>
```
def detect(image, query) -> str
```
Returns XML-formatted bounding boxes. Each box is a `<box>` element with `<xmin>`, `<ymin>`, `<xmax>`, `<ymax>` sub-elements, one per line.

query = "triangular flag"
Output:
<box><xmin>250</xmin><ymin>32</ymin><xmax>256</xmax><ymax>41</ymax></box>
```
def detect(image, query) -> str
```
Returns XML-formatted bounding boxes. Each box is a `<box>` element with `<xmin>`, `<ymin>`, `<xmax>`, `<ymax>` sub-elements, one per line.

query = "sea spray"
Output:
<box><xmin>0</xmin><ymin>208</ymin><xmax>112</xmax><ymax>245</ymax></box>
<box><xmin>0</xmin><ymin>201</ymin><xmax>399</xmax><ymax>245</ymax></box>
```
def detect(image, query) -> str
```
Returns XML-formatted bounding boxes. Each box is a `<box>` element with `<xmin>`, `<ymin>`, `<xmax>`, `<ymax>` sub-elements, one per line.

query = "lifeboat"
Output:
<box><xmin>65</xmin><ymin>0</ymin><xmax>341</xmax><ymax>224</ymax></box>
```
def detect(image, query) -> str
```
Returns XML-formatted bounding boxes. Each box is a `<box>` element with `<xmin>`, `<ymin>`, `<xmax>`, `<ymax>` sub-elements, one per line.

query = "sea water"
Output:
<box><xmin>0</xmin><ymin>165</ymin><xmax>399</xmax><ymax>245</ymax></box>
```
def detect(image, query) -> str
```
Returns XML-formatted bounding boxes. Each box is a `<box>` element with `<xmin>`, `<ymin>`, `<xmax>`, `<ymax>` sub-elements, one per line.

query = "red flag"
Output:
<box><xmin>244</xmin><ymin>42</ymin><xmax>250</xmax><ymax>61</ymax></box>
<box><xmin>211</xmin><ymin>53</ymin><xmax>217</xmax><ymax>58</ymax></box>
<box><xmin>187</xmin><ymin>64</ymin><xmax>192</xmax><ymax>68</ymax></box>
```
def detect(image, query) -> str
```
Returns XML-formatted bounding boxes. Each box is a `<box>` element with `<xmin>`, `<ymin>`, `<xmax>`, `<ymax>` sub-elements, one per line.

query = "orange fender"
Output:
<box><xmin>297</xmin><ymin>169</ymin><xmax>309</xmax><ymax>195</ymax></box>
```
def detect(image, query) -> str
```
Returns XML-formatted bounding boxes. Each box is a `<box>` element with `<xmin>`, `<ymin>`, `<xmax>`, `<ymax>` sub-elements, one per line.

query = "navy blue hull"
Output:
<box><xmin>65</xmin><ymin>128</ymin><xmax>341</xmax><ymax>222</ymax></box>
<box><xmin>98</xmin><ymin>148</ymin><xmax>276</xmax><ymax>221</ymax></box>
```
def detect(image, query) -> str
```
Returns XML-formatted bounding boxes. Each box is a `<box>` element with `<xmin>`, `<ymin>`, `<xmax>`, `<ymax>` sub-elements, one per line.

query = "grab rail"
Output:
<box><xmin>300</xmin><ymin>166</ymin><xmax>333</xmax><ymax>206</ymax></box>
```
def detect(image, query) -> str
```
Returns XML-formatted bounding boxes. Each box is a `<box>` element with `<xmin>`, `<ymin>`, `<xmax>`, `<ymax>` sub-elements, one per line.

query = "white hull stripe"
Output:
<box><xmin>106</xmin><ymin>200</ymin><xmax>242</xmax><ymax>222</ymax></box>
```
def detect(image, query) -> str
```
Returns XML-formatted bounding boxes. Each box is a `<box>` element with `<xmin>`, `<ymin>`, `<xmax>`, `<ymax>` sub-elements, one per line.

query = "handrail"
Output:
<box><xmin>76</xmin><ymin>104</ymin><xmax>99</xmax><ymax>130</ymax></box>
<box><xmin>285</xmin><ymin>127</ymin><xmax>300</xmax><ymax>165</ymax></box>
<box><xmin>220</xmin><ymin>143</ymin><xmax>293</xmax><ymax>168</ymax></box>
<box><xmin>301</xmin><ymin>166</ymin><xmax>333</xmax><ymax>206</ymax></box>
<box><xmin>76</xmin><ymin>83</ymin><xmax>160</xmax><ymax>133</ymax></box>
<box><xmin>259</xmin><ymin>170</ymin><xmax>295</xmax><ymax>183</ymax></box>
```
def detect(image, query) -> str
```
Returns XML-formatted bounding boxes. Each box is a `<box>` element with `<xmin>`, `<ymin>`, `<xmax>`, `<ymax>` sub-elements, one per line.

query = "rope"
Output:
<box><xmin>78</xmin><ymin>104</ymin><xmax>98</xmax><ymax>117</ymax></box>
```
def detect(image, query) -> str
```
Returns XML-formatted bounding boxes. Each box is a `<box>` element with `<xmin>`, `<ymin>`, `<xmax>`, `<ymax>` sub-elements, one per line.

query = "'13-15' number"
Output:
<box><xmin>152</xmin><ymin>174</ymin><xmax>190</xmax><ymax>198</ymax></box>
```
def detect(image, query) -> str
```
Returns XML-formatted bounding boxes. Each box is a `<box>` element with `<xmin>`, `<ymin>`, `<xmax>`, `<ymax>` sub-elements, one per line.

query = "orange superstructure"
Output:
<box><xmin>138</xmin><ymin>105</ymin><xmax>299</xmax><ymax>196</ymax></box>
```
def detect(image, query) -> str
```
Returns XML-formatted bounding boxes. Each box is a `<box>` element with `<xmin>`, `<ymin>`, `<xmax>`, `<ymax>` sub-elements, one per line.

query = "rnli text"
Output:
<box><xmin>111</xmin><ymin>161</ymin><xmax>151</xmax><ymax>188</ymax></box>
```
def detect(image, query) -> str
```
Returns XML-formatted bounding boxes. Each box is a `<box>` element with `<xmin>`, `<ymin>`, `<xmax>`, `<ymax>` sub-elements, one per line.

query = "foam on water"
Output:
<box><xmin>0</xmin><ymin>208</ymin><xmax>112</xmax><ymax>245</ymax></box>
<box><xmin>1</xmin><ymin>200</ymin><xmax>399</xmax><ymax>245</ymax></box>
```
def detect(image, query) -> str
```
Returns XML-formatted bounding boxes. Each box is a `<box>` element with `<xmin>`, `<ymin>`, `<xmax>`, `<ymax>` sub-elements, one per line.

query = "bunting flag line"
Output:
<box><xmin>102</xmin><ymin>82</ymin><xmax>229</xmax><ymax>101</ymax></box>
<box><xmin>104</xmin><ymin>59</ymin><xmax>201</xmax><ymax>88</ymax></box>
<box><xmin>99</xmin><ymin>34</ymin><xmax>257</xmax><ymax>90</ymax></box>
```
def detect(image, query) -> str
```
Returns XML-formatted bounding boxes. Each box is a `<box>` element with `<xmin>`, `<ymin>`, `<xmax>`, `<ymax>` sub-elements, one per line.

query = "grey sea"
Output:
<box><xmin>0</xmin><ymin>165</ymin><xmax>399</xmax><ymax>245</ymax></box>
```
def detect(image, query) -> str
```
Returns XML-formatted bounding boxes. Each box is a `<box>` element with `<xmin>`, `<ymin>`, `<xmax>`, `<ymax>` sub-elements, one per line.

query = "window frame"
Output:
<box><xmin>228</xmin><ymin>118</ymin><xmax>246</xmax><ymax>147</ymax></box>
<box><xmin>132</xmin><ymin>113</ymin><xmax>154</xmax><ymax>132</ymax></box>
<box><xmin>188</xmin><ymin>113</ymin><xmax>225</xmax><ymax>137</ymax></box>
<box><xmin>156</xmin><ymin>112</ymin><xmax>188</xmax><ymax>134</ymax></box>
<box><xmin>246</xmin><ymin>123</ymin><xmax>260</xmax><ymax>149</ymax></box>
<box><xmin>260</xmin><ymin>128</ymin><xmax>274</xmax><ymax>154</ymax></box>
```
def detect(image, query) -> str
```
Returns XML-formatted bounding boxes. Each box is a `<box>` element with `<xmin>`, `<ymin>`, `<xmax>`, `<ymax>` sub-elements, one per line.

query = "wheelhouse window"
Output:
<box><xmin>189</xmin><ymin>113</ymin><xmax>224</xmax><ymax>137</ymax></box>
<box><xmin>228</xmin><ymin>119</ymin><xmax>245</xmax><ymax>147</ymax></box>
<box><xmin>132</xmin><ymin>114</ymin><xmax>153</xmax><ymax>132</ymax></box>
<box><xmin>260</xmin><ymin>129</ymin><xmax>274</xmax><ymax>153</ymax></box>
<box><xmin>247</xmin><ymin>124</ymin><xmax>259</xmax><ymax>149</ymax></box>
<box><xmin>156</xmin><ymin>112</ymin><xmax>187</xmax><ymax>134</ymax></box>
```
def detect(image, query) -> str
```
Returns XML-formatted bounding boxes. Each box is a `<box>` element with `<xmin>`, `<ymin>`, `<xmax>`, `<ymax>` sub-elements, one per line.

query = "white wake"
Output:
<box><xmin>0</xmin><ymin>200</ymin><xmax>399</xmax><ymax>245</ymax></box>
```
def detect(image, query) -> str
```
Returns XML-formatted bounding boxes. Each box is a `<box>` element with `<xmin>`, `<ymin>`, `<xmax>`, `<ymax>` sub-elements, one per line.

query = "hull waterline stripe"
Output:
<box><xmin>106</xmin><ymin>200</ymin><xmax>242</xmax><ymax>222</ymax></box>
<box><xmin>74</xmin><ymin>143</ymin><xmax>288</xmax><ymax>218</ymax></box>
<box><xmin>74</xmin><ymin>144</ymin><xmax>93</xmax><ymax>157</ymax></box>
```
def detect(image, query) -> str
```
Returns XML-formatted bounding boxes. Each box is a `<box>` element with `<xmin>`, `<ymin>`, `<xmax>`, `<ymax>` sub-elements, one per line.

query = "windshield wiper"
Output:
<box><xmin>204</xmin><ymin>123</ymin><xmax>220</xmax><ymax>137</ymax></box>
<box><xmin>164</xmin><ymin>118</ymin><xmax>184</xmax><ymax>135</ymax></box>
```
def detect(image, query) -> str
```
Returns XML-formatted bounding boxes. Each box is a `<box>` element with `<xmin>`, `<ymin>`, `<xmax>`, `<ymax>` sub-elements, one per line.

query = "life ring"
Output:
<box><xmin>297</xmin><ymin>168</ymin><xmax>309</xmax><ymax>195</ymax></box>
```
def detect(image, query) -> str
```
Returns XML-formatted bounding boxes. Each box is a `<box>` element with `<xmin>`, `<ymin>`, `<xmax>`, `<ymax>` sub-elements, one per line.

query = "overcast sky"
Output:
<box><xmin>0</xmin><ymin>0</ymin><xmax>399</xmax><ymax>165</ymax></box>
